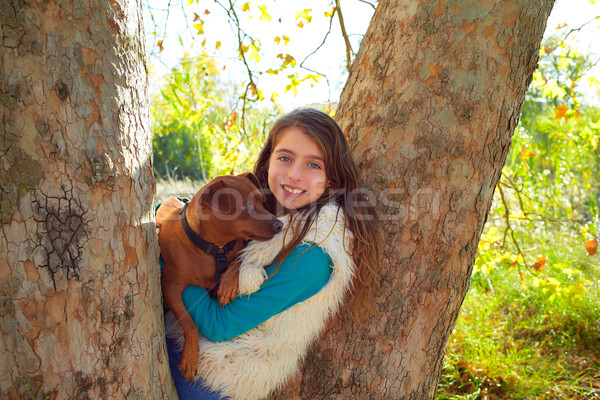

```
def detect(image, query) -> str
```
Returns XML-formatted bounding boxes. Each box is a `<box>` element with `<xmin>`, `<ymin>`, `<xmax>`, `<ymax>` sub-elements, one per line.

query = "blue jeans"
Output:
<box><xmin>166</xmin><ymin>337</ymin><xmax>228</xmax><ymax>399</ymax></box>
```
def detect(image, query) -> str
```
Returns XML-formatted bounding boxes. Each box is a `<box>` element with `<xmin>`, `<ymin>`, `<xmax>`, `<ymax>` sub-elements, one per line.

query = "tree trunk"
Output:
<box><xmin>276</xmin><ymin>0</ymin><xmax>554</xmax><ymax>398</ymax></box>
<box><xmin>0</xmin><ymin>0</ymin><xmax>175</xmax><ymax>398</ymax></box>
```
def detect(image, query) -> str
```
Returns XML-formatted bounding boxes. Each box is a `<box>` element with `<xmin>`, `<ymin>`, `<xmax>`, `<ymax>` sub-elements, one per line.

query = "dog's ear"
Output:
<box><xmin>238</xmin><ymin>172</ymin><xmax>261</xmax><ymax>189</ymax></box>
<box><xmin>199</xmin><ymin>179</ymin><xmax>234</xmax><ymax>214</ymax></box>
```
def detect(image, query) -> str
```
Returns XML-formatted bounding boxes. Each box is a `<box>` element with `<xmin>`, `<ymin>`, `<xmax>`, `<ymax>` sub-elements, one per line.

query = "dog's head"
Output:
<box><xmin>195</xmin><ymin>172</ymin><xmax>282</xmax><ymax>241</ymax></box>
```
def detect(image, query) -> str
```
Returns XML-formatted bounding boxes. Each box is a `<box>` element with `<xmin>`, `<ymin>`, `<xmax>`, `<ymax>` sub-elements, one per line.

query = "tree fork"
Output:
<box><xmin>275</xmin><ymin>0</ymin><xmax>555</xmax><ymax>398</ymax></box>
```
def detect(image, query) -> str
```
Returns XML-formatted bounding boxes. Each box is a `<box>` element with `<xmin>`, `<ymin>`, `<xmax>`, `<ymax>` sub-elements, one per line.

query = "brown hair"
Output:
<box><xmin>253</xmin><ymin>107</ymin><xmax>380</xmax><ymax>322</ymax></box>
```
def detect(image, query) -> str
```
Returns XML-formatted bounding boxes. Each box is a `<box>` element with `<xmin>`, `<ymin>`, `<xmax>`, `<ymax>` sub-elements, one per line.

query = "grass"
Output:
<box><xmin>155</xmin><ymin>176</ymin><xmax>204</xmax><ymax>202</ymax></box>
<box><xmin>437</xmin><ymin>232</ymin><xmax>600</xmax><ymax>399</ymax></box>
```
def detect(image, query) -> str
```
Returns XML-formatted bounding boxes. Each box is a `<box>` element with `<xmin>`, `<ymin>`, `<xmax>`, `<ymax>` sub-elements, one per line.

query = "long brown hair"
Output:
<box><xmin>254</xmin><ymin>107</ymin><xmax>380</xmax><ymax>322</ymax></box>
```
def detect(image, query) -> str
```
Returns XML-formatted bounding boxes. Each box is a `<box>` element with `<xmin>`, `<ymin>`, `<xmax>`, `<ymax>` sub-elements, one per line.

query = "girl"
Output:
<box><xmin>156</xmin><ymin>107</ymin><xmax>380</xmax><ymax>399</ymax></box>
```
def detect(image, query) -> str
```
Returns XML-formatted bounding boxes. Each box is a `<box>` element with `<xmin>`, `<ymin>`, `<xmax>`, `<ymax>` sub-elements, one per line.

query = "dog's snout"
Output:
<box><xmin>271</xmin><ymin>219</ymin><xmax>283</xmax><ymax>233</ymax></box>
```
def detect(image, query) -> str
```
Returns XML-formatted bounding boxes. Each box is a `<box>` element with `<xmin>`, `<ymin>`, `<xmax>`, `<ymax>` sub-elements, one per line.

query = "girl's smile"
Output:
<box><xmin>267</xmin><ymin>127</ymin><xmax>328</xmax><ymax>211</ymax></box>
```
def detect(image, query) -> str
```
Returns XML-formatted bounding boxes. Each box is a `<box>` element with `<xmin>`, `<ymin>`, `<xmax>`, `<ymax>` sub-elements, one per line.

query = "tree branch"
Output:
<box><xmin>298</xmin><ymin>7</ymin><xmax>337</xmax><ymax>103</ymax></box>
<box><xmin>560</xmin><ymin>16</ymin><xmax>599</xmax><ymax>45</ymax></box>
<box><xmin>334</xmin><ymin>0</ymin><xmax>354</xmax><ymax>72</ymax></box>
<box><xmin>357</xmin><ymin>0</ymin><xmax>378</xmax><ymax>10</ymax></box>
<box><xmin>212</xmin><ymin>0</ymin><xmax>262</xmax><ymax>133</ymax></box>
<box><xmin>496</xmin><ymin>183</ymin><xmax>524</xmax><ymax>258</ymax></box>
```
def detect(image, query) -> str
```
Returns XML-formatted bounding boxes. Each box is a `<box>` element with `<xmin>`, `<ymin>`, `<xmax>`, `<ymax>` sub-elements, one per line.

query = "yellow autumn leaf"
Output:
<box><xmin>573</xmin><ymin>283</ymin><xmax>588</xmax><ymax>293</ymax></box>
<box><xmin>554</xmin><ymin>104</ymin><xmax>568</xmax><ymax>121</ymax></box>
<box><xmin>156</xmin><ymin>40</ymin><xmax>164</xmax><ymax>52</ymax></box>
<box><xmin>537</xmin><ymin>255</ymin><xmax>547</xmax><ymax>265</ymax></box>
<box><xmin>229</xmin><ymin>111</ymin><xmax>238</xmax><ymax>125</ymax></box>
<box><xmin>555</xmin><ymin>22</ymin><xmax>567</xmax><ymax>29</ymax></box>
<box><xmin>283</xmin><ymin>35</ymin><xmax>290</xmax><ymax>45</ymax></box>
<box><xmin>530</xmin><ymin>260</ymin><xmax>544</xmax><ymax>272</ymax></box>
<box><xmin>193</xmin><ymin>22</ymin><xmax>204</xmax><ymax>35</ymax></box>
<box><xmin>521</xmin><ymin>145</ymin><xmax>534</xmax><ymax>159</ymax></box>
<box><xmin>530</xmin><ymin>255</ymin><xmax>547</xmax><ymax>272</ymax></box>
<box><xmin>325</xmin><ymin>7</ymin><xmax>336</xmax><ymax>17</ymax></box>
<box><xmin>248</xmin><ymin>43</ymin><xmax>261</xmax><ymax>63</ymax></box>
<box><xmin>241</xmin><ymin>2</ymin><xmax>250</xmax><ymax>11</ymax></box>
<box><xmin>545</xmin><ymin>277</ymin><xmax>561</xmax><ymax>290</ymax></box>
<box><xmin>274</xmin><ymin>37</ymin><xmax>281</xmax><ymax>44</ymax></box>
<box><xmin>516</xmin><ymin>253</ymin><xmax>525</xmax><ymax>264</ymax></box>
<box><xmin>283</xmin><ymin>54</ymin><xmax>296</xmax><ymax>67</ymax></box>
<box><xmin>201</xmin><ymin>38</ymin><xmax>206</xmax><ymax>47</ymax></box>
<box><xmin>295</xmin><ymin>9</ymin><xmax>313</xmax><ymax>23</ymax></box>
<box><xmin>258</xmin><ymin>5</ymin><xmax>272</xmax><ymax>21</ymax></box>
<box><xmin>584</xmin><ymin>237</ymin><xmax>598</xmax><ymax>256</ymax></box>
<box><xmin>542</xmin><ymin>80</ymin><xmax>566</xmax><ymax>98</ymax></box>
<box><xmin>271</xmin><ymin>92</ymin><xmax>279</xmax><ymax>103</ymax></box>
<box><xmin>297</xmin><ymin>21</ymin><xmax>304</xmax><ymax>28</ymax></box>
<box><xmin>215</xmin><ymin>41</ymin><xmax>222</xmax><ymax>50</ymax></box>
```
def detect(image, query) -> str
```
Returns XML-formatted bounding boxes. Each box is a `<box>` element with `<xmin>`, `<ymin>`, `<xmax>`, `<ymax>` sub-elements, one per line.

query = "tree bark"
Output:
<box><xmin>0</xmin><ymin>0</ymin><xmax>175</xmax><ymax>398</ymax></box>
<box><xmin>276</xmin><ymin>0</ymin><xmax>555</xmax><ymax>398</ymax></box>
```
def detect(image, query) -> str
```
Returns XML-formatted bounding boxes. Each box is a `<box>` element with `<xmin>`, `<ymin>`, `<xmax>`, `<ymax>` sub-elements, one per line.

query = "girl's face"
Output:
<box><xmin>267</xmin><ymin>127</ymin><xmax>329</xmax><ymax>212</ymax></box>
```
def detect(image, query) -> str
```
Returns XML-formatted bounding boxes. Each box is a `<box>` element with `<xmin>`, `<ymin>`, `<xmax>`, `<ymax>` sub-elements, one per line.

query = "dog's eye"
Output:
<box><xmin>241</xmin><ymin>202</ymin><xmax>251</xmax><ymax>213</ymax></box>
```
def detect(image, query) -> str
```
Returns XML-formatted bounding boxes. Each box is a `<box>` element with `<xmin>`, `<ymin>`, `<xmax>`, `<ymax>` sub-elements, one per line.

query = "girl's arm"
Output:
<box><xmin>181</xmin><ymin>243</ymin><xmax>332</xmax><ymax>341</ymax></box>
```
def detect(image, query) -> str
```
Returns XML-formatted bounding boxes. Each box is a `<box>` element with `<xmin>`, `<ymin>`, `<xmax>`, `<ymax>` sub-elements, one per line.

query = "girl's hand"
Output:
<box><xmin>156</xmin><ymin>196</ymin><xmax>184</xmax><ymax>237</ymax></box>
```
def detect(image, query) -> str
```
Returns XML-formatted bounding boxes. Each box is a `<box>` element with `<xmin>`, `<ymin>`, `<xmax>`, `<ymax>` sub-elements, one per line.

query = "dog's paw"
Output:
<box><xmin>179</xmin><ymin>360</ymin><xmax>198</xmax><ymax>383</ymax></box>
<box><xmin>180</xmin><ymin>349</ymin><xmax>199</xmax><ymax>382</ymax></box>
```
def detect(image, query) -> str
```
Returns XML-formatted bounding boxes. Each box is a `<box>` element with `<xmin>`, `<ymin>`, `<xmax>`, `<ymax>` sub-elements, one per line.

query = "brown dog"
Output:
<box><xmin>159</xmin><ymin>172</ymin><xmax>282</xmax><ymax>381</ymax></box>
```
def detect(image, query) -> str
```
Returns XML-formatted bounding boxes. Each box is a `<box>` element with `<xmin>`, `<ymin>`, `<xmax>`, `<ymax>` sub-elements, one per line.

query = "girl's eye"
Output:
<box><xmin>308</xmin><ymin>162</ymin><xmax>322</xmax><ymax>170</ymax></box>
<box><xmin>278</xmin><ymin>155</ymin><xmax>292</xmax><ymax>162</ymax></box>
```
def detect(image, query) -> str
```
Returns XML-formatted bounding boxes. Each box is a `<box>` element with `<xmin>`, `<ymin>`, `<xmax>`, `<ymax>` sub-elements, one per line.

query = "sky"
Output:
<box><xmin>143</xmin><ymin>0</ymin><xmax>600</xmax><ymax>110</ymax></box>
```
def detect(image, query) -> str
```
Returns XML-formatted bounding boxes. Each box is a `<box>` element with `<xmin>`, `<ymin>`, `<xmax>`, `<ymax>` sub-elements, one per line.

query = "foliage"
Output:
<box><xmin>145</xmin><ymin>0</ymin><xmax>374</xmax><ymax>182</ymax></box>
<box><xmin>437</xmin><ymin>260</ymin><xmax>599</xmax><ymax>399</ymax></box>
<box><xmin>144</xmin><ymin>0</ymin><xmax>375</xmax><ymax>117</ymax></box>
<box><xmin>151</xmin><ymin>53</ymin><xmax>276</xmax><ymax>180</ymax></box>
<box><xmin>438</xmin><ymin>35</ymin><xmax>600</xmax><ymax>399</ymax></box>
<box><xmin>482</xmin><ymin>36</ymin><xmax>599</xmax><ymax>290</ymax></box>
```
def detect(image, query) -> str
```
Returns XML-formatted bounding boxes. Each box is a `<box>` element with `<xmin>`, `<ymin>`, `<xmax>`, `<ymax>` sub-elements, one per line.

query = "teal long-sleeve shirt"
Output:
<box><xmin>181</xmin><ymin>243</ymin><xmax>332</xmax><ymax>341</ymax></box>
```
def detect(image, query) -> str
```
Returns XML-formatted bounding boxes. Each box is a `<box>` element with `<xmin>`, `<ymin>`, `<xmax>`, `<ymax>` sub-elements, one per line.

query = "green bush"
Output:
<box><xmin>151</xmin><ymin>52</ymin><xmax>278</xmax><ymax>180</ymax></box>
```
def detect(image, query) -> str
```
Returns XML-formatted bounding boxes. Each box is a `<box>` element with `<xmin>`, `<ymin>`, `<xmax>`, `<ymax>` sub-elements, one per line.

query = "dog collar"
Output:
<box><xmin>180</xmin><ymin>203</ymin><xmax>238</xmax><ymax>297</ymax></box>
<box><xmin>180</xmin><ymin>203</ymin><xmax>237</xmax><ymax>257</ymax></box>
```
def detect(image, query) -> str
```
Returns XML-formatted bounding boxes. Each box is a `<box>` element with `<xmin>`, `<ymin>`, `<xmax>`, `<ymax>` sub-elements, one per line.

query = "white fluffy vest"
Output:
<box><xmin>164</xmin><ymin>204</ymin><xmax>356</xmax><ymax>400</ymax></box>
